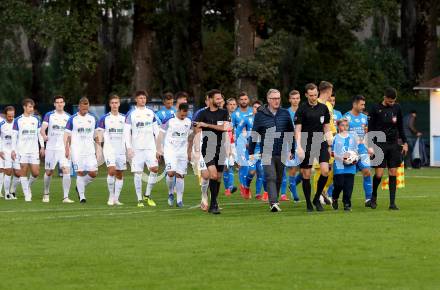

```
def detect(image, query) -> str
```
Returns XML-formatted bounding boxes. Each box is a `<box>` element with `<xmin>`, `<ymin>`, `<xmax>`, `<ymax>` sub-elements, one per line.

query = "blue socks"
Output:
<box><xmin>363</xmin><ymin>175</ymin><xmax>372</xmax><ymax>200</ymax></box>
<box><xmin>239</xmin><ymin>166</ymin><xmax>248</xmax><ymax>187</ymax></box>
<box><xmin>280</xmin><ymin>169</ymin><xmax>287</xmax><ymax>195</ymax></box>
<box><xmin>289</xmin><ymin>175</ymin><xmax>300</xmax><ymax>201</ymax></box>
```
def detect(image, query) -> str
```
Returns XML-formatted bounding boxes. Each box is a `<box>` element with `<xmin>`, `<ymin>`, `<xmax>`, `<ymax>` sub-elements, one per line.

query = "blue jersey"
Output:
<box><xmin>333</xmin><ymin>109</ymin><xmax>342</xmax><ymax>128</ymax></box>
<box><xmin>344</xmin><ymin>111</ymin><xmax>368</xmax><ymax>154</ymax></box>
<box><xmin>156</xmin><ymin>106</ymin><xmax>177</xmax><ymax>124</ymax></box>
<box><xmin>332</xmin><ymin>133</ymin><xmax>358</xmax><ymax>175</ymax></box>
<box><xmin>287</xmin><ymin>107</ymin><xmax>296</xmax><ymax>125</ymax></box>
<box><xmin>245</xmin><ymin>115</ymin><xmax>260</xmax><ymax>154</ymax></box>
<box><xmin>231</xmin><ymin>107</ymin><xmax>253</xmax><ymax>140</ymax></box>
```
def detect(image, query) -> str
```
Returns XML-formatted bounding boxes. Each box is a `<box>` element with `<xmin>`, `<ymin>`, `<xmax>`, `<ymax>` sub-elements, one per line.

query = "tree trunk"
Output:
<box><xmin>401</xmin><ymin>0</ymin><xmax>417</xmax><ymax>81</ymax></box>
<box><xmin>234</xmin><ymin>0</ymin><xmax>257</xmax><ymax>98</ymax></box>
<box><xmin>27</xmin><ymin>36</ymin><xmax>47</xmax><ymax>101</ymax></box>
<box><xmin>132</xmin><ymin>1</ymin><xmax>154</xmax><ymax>94</ymax></box>
<box><xmin>188</xmin><ymin>0</ymin><xmax>203</xmax><ymax>106</ymax></box>
<box><xmin>414</xmin><ymin>0</ymin><xmax>439</xmax><ymax>83</ymax></box>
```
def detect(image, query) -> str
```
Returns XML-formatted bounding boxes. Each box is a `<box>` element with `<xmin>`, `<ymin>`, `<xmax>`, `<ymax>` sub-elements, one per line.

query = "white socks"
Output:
<box><xmin>28</xmin><ymin>175</ymin><xmax>37</xmax><ymax>192</ymax></box>
<box><xmin>62</xmin><ymin>174</ymin><xmax>71</xmax><ymax>199</ymax></box>
<box><xmin>0</xmin><ymin>172</ymin><xmax>4</xmax><ymax>195</ymax></box>
<box><xmin>145</xmin><ymin>172</ymin><xmax>157</xmax><ymax>197</ymax></box>
<box><xmin>134</xmin><ymin>173</ymin><xmax>143</xmax><ymax>201</ymax></box>
<box><xmin>44</xmin><ymin>173</ymin><xmax>51</xmax><ymax>195</ymax></box>
<box><xmin>114</xmin><ymin>178</ymin><xmax>123</xmax><ymax>201</ymax></box>
<box><xmin>201</xmin><ymin>178</ymin><xmax>209</xmax><ymax>204</ymax></box>
<box><xmin>175</xmin><ymin>177</ymin><xmax>184</xmax><ymax>203</ymax></box>
<box><xmin>166</xmin><ymin>175</ymin><xmax>175</xmax><ymax>195</ymax></box>
<box><xmin>76</xmin><ymin>174</ymin><xmax>95</xmax><ymax>200</ymax></box>
<box><xmin>107</xmin><ymin>175</ymin><xmax>115</xmax><ymax>200</ymax></box>
<box><xmin>4</xmin><ymin>175</ymin><xmax>11</xmax><ymax>194</ymax></box>
<box><xmin>20</xmin><ymin>177</ymin><xmax>30</xmax><ymax>196</ymax></box>
<box><xmin>11</xmin><ymin>175</ymin><xmax>19</xmax><ymax>193</ymax></box>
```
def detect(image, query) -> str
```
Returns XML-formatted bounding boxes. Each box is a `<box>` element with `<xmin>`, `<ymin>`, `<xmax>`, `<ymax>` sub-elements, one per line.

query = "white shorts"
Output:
<box><xmin>130</xmin><ymin>149</ymin><xmax>158</xmax><ymax>172</ymax></box>
<box><xmin>165</xmin><ymin>154</ymin><xmax>188</xmax><ymax>175</ymax></box>
<box><xmin>0</xmin><ymin>152</ymin><xmax>20</xmax><ymax>170</ymax></box>
<box><xmin>45</xmin><ymin>149</ymin><xmax>70</xmax><ymax>170</ymax></box>
<box><xmin>18</xmin><ymin>153</ymin><xmax>40</xmax><ymax>165</ymax></box>
<box><xmin>72</xmin><ymin>153</ymin><xmax>98</xmax><ymax>172</ymax></box>
<box><xmin>104</xmin><ymin>151</ymin><xmax>127</xmax><ymax>171</ymax></box>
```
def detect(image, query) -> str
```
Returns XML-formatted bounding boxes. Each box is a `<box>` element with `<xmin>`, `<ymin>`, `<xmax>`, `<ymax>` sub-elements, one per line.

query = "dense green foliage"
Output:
<box><xmin>0</xmin><ymin>0</ymin><xmax>434</xmax><ymax>103</ymax></box>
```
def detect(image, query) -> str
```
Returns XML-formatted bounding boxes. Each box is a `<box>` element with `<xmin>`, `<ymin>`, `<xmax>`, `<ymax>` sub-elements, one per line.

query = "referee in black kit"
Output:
<box><xmin>368</xmin><ymin>87</ymin><xmax>408</xmax><ymax>210</ymax></box>
<box><xmin>294</xmin><ymin>83</ymin><xmax>333</xmax><ymax>212</ymax></box>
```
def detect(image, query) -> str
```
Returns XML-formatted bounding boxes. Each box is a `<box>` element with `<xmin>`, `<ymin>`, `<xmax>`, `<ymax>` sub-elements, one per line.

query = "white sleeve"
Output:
<box><xmin>124</xmin><ymin>123</ymin><xmax>132</xmax><ymax>150</ymax></box>
<box><xmin>12</xmin><ymin>130</ymin><xmax>18</xmax><ymax>152</ymax></box>
<box><xmin>152</xmin><ymin>121</ymin><xmax>160</xmax><ymax>140</ymax></box>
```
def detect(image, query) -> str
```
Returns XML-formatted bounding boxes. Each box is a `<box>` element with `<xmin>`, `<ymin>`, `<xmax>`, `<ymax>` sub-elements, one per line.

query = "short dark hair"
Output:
<box><xmin>384</xmin><ymin>87</ymin><xmax>397</xmax><ymax>99</ymax></box>
<box><xmin>22</xmin><ymin>98</ymin><xmax>35</xmax><ymax>107</ymax></box>
<box><xmin>352</xmin><ymin>95</ymin><xmax>366</xmax><ymax>103</ymax></box>
<box><xmin>319</xmin><ymin>81</ymin><xmax>333</xmax><ymax>92</ymax></box>
<box><xmin>4</xmin><ymin>106</ymin><xmax>15</xmax><ymax>114</ymax></box>
<box><xmin>163</xmin><ymin>92</ymin><xmax>174</xmax><ymax>101</ymax></box>
<box><xmin>207</xmin><ymin>89</ymin><xmax>221</xmax><ymax>99</ymax></box>
<box><xmin>79</xmin><ymin>97</ymin><xmax>89</xmax><ymax>105</ymax></box>
<box><xmin>175</xmin><ymin>91</ymin><xmax>189</xmax><ymax>100</ymax></box>
<box><xmin>410</xmin><ymin>109</ymin><xmax>417</xmax><ymax>114</ymax></box>
<box><xmin>252</xmin><ymin>100</ymin><xmax>262</xmax><ymax>106</ymax></box>
<box><xmin>178</xmin><ymin>103</ymin><xmax>189</xmax><ymax>111</ymax></box>
<box><xmin>305</xmin><ymin>83</ymin><xmax>317</xmax><ymax>93</ymax></box>
<box><xmin>53</xmin><ymin>95</ymin><xmax>65</xmax><ymax>102</ymax></box>
<box><xmin>238</xmin><ymin>91</ymin><xmax>248</xmax><ymax>98</ymax></box>
<box><xmin>135</xmin><ymin>90</ymin><xmax>148</xmax><ymax>98</ymax></box>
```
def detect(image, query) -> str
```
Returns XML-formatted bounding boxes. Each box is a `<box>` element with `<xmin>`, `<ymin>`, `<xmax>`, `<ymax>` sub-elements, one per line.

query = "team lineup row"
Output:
<box><xmin>0</xmin><ymin>83</ymin><xmax>407</xmax><ymax>213</ymax></box>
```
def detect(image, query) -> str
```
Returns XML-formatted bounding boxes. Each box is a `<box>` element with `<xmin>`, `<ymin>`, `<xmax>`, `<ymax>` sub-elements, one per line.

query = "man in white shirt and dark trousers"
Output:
<box><xmin>64</xmin><ymin>97</ymin><xmax>100</xmax><ymax>203</ymax></box>
<box><xmin>124</xmin><ymin>90</ymin><xmax>160</xmax><ymax>208</ymax></box>
<box><xmin>12</xmin><ymin>98</ymin><xmax>45</xmax><ymax>202</ymax></box>
<box><xmin>40</xmin><ymin>95</ymin><xmax>73</xmax><ymax>203</ymax></box>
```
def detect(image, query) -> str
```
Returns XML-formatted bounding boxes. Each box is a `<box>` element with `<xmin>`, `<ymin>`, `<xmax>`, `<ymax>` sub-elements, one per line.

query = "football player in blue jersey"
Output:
<box><xmin>231</xmin><ymin>92</ymin><xmax>253</xmax><ymax>199</ymax></box>
<box><xmin>343</xmin><ymin>95</ymin><xmax>374</xmax><ymax>207</ymax></box>
<box><xmin>279</xmin><ymin>90</ymin><xmax>302</xmax><ymax>202</ymax></box>
<box><xmin>223</xmin><ymin>97</ymin><xmax>238</xmax><ymax>196</ymax></box>
<box><xmin>156</xmin><ymin>92</ymin><xmax>176</xmax><ymax>125</ymax></box>
<box><xmin>330</xmin><ymin>93</ymin><xmax>343</xmax><ymax>126</ymax></box>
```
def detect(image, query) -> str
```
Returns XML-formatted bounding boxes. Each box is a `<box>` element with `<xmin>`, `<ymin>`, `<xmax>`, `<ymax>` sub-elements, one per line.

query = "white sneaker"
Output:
<box><xmin>107</xmin><ymin>199</ymin><xmax>114</xmax><ymax>206</ymax></box>
<box><xmin>62</xmin><ymin>197</ymin><xmax>74</xmax><ymax>204</ymax></box>
<box><xmin>5</xmin><ymin>193</ymin><xmax>12</xmax><ymax>200</ymax></box>
<box><xmin>270</xmin><ymin>203</ymin><xmax>282</xmax><ymax>212</ymax></box>
<box><xmin>114</xmin><ymin>200</ymin><xmax>124</xmax><ymax>206</ymax></box>
<box><xmin>11</xmin><ymin>193</ymin><xmax>17</xmax><ymax>200</ymax></box>
<box><xmin>24</xmin><ymin>194</ymin><xmax>32</xmax><ymax>202</ymax></box>
<box><xmin>42</xmin><ymin>194</ymin><xmax>50</xmax><ymax>203</ymax></box>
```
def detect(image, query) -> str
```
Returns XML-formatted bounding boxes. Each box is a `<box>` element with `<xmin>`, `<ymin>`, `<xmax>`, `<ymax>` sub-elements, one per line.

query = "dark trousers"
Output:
<box><xmin>332</xmin><ymin>174</ymin><xmax>355</xmax><ymax>207</ymax></box>
<box><xmin>262</xmin><ymin>156</ymin><xmax>284</xmax><ymax>205</ymax></box>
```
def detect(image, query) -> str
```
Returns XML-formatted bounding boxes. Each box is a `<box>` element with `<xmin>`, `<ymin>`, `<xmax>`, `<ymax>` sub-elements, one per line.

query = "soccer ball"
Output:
<box><xmin>343</xmin><ymin>150</ymin><xmax>359</xmax><ymax>165</ymax></box>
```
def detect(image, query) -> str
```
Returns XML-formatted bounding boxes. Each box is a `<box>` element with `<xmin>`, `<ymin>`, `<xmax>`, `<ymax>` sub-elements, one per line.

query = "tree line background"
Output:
<box><xmin>0</xmin><ymin>0</ymin><xmax>438</xmax><ymax>107</ymax></box>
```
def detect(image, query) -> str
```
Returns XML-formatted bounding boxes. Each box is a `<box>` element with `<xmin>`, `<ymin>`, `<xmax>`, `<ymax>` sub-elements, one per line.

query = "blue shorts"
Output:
<box><xmin>236</xmin><ymin>136</ymin><xmax>249</xmax><ymax>166</ymax></box>
<box><xmin>285</xmin><ymin>153</ymin><xmax>300</xmax><ymax>167</ymax></box>
<box><xmin>356</xmin><ymin>153</ymin><xmax>371</xmax><ymax>171</ymax></box>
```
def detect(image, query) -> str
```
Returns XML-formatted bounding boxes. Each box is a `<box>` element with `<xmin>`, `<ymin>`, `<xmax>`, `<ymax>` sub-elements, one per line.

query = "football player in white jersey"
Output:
<box><xmin>64</xmin><ymin>97</ymin><xmax>99</xmax><ymax>203</ymax></box>
<box><xmin>11</xmin><ymin>98</ymin><xmax>45</xmax><ymax>202</ymax></box>
<box><xmin>157</xmin><ymin>103</ymin><xmax>192</xmax><ymax>208</ymax></box>
<box><xmin>0</xmin><ymin>113</ymin><xmax>4</xmax><ymax>198</ymax></box>
<box><xmin>124</xmin><ymin>90</ymin><xmax>160</xmax><ymax>207</ymax></box>
<box><xmin>40</xmin><ymin>95</ymin><xmax>73</xmax><ymax>203</ymax></box>
<box><xmin>0</xmin><ymin>106</ymin><xmax>21</xmax><ymax>200</ymax></box>
<box><xmin>97</xmin><ymin>95</ymin><xmax>126</xmax><ymax>206</ymax></box>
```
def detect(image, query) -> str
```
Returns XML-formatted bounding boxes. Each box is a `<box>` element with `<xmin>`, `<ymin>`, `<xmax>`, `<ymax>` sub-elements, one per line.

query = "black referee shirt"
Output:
<box><xmin>368</xmin><ymin>102</ymin><xmax>407</xmax><ymax>144</ymax></box>
<box><xmin>194</xmin><ymin>107</ymin><xmax>229</xmax><ymax>154</ymax></box>
<box><xmin>294</xmin><ymin>101</ymin><xmax>330</xmax><ymax>134</ymax></box>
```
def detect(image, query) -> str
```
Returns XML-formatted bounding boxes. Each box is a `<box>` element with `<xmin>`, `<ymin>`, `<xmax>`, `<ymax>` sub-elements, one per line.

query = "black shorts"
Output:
<box><xmin>373</xmin><ymin>143</ymin><xmax>402</xmax><ymax>168</ymax></box>
<box><xmin>204</xmin><ymin>153</ymin><xmax>224</xmax><ymax>172</ymax></box>
<box><xmin>299</xmin><ymin>140</ymin><xmax>330</xmax><ymax>169</ymax></box>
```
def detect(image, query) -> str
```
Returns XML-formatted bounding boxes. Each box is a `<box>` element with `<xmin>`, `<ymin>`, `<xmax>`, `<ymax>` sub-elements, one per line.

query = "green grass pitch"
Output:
<box><xmin>0</xmin><ymin>167</ymin><xmax>439</xmax><ymax>290</ymax></box>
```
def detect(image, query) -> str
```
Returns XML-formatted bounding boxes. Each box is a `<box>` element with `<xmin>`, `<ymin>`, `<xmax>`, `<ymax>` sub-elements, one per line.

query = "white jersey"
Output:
<box><xmin>13</xmin><ymin>114</ymin><xmax>42</xmax><ymax>154</ymax></box>
<box><xmin>65</xmin><ymin>113</ymin><xmax>97</xmax><ymax>156</ymax></box>
<box><xmin>0</xmin><ymin>121</ymin><xmax>14</xmax><ymax>153</ymax></box>
<box><xmin>162</xmin><ymin>116</ymin><xmax>192</xmax><ymax>156</ymax></box>
<box><xmin>97</xmin><ymin>112</ymin><xmax>126</xmax><ymax>155</ymax></box>
<box><xmin>124</xmin><ymin>106</ymin><xmax>159</xmax><ymax>150</ymax></box>
<box><xmin>43</xmin><ymin>110</ymin><xmax>70</xmax><ymax>151</ymax></box>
